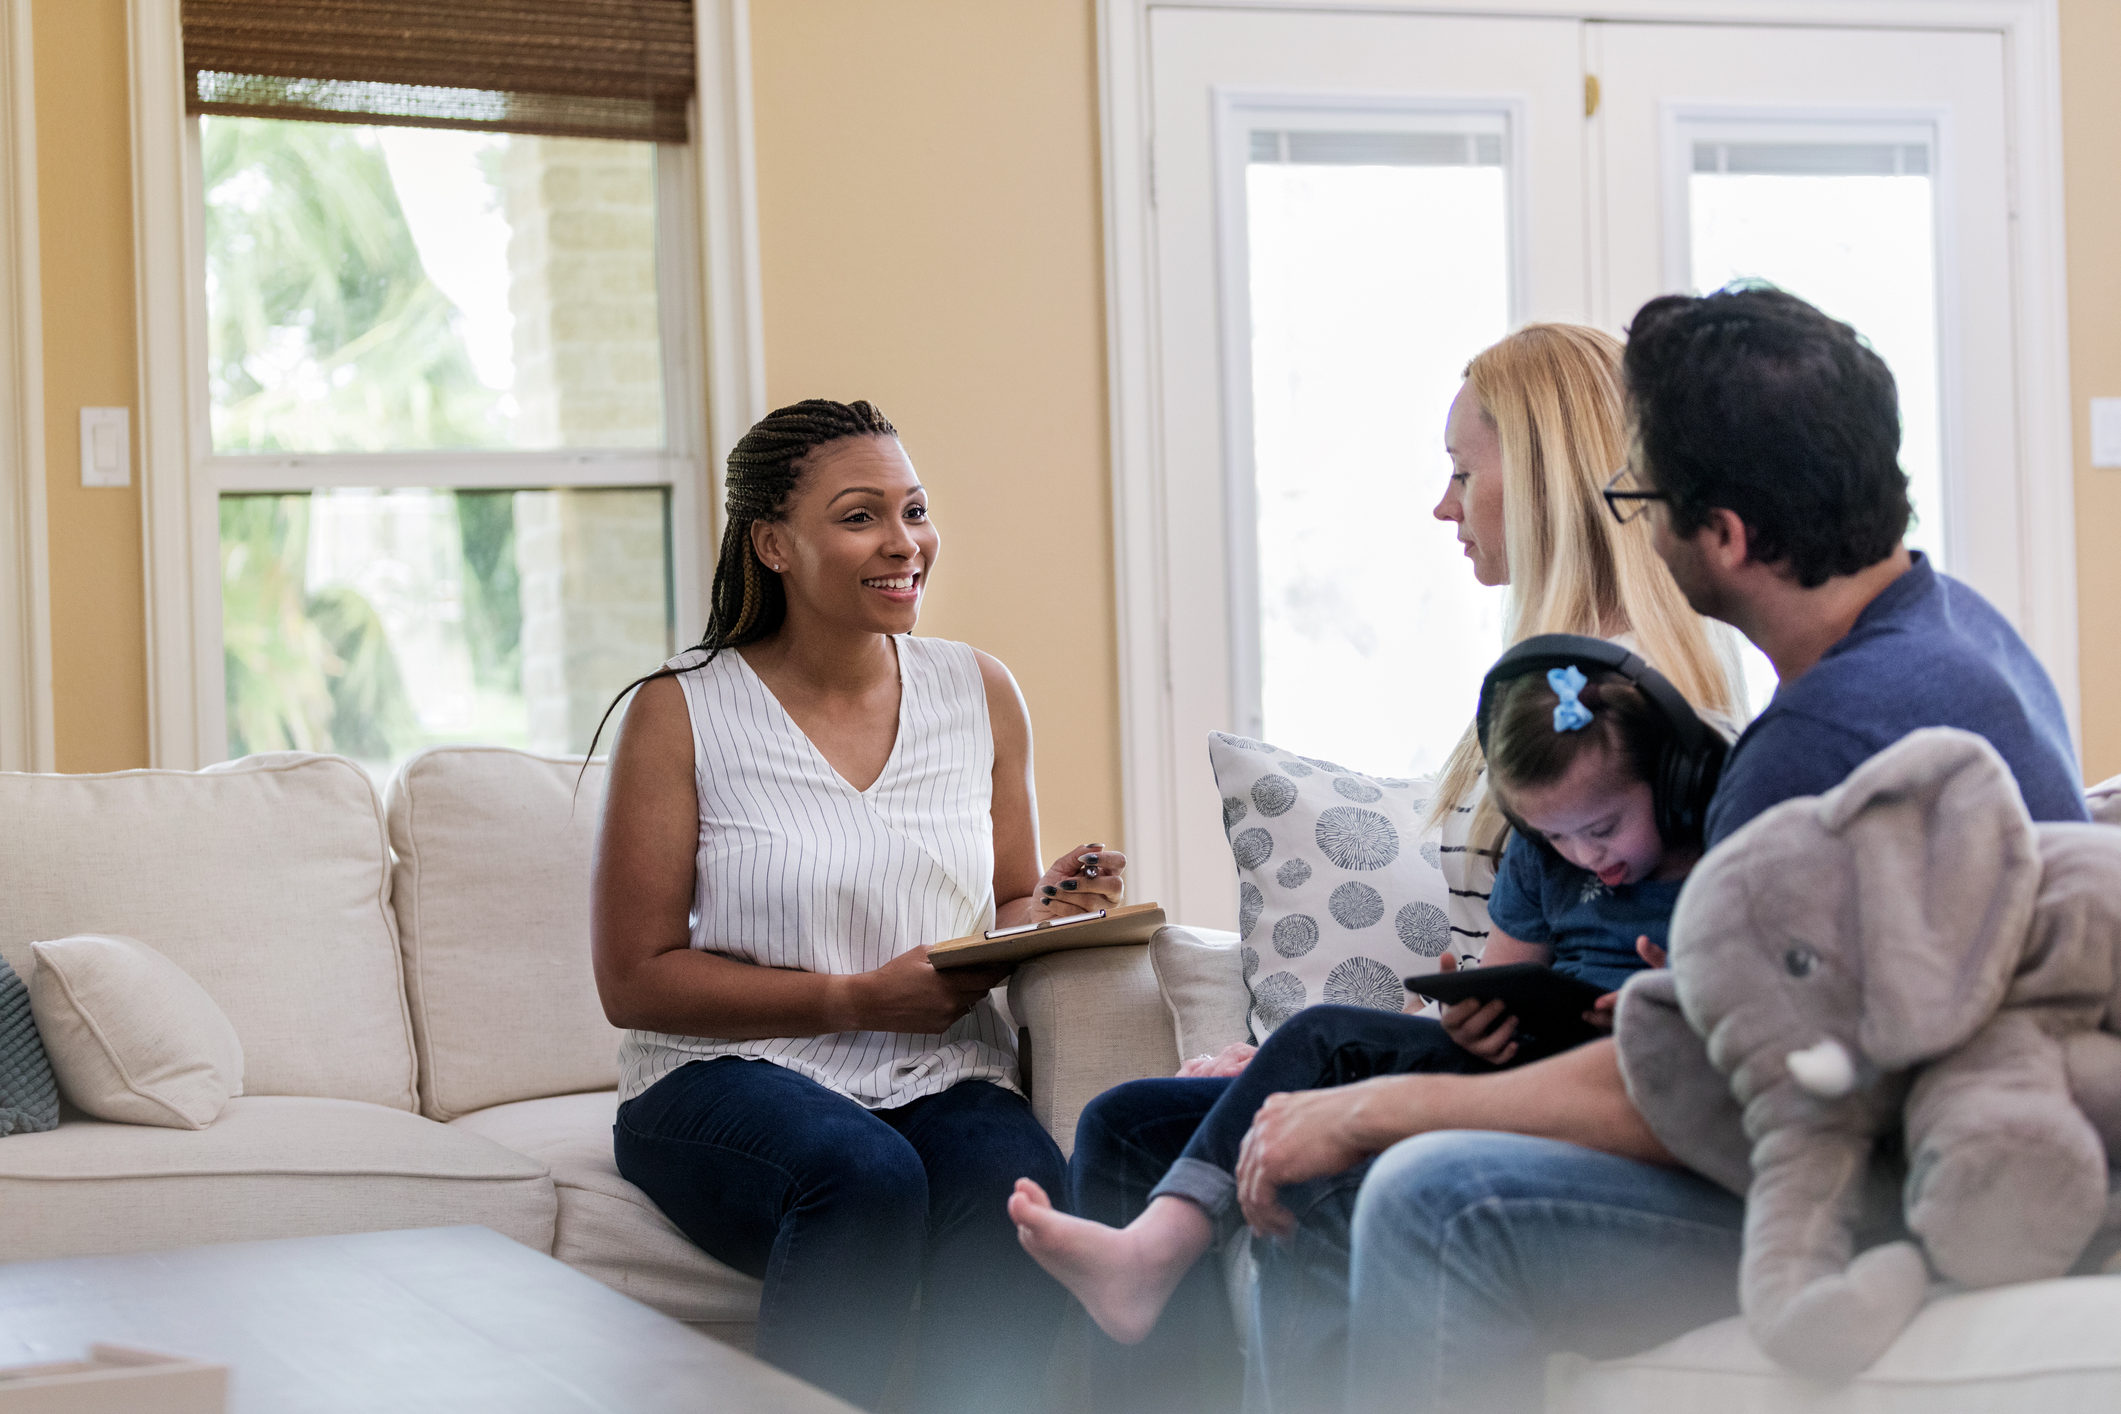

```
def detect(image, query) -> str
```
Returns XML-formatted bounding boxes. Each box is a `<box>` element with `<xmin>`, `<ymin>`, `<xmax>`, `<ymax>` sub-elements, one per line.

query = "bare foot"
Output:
<box><xmin>1007</xmin><ymin>1181</ymin><xmax>1214</xmax><ymax>1344</ymax></box>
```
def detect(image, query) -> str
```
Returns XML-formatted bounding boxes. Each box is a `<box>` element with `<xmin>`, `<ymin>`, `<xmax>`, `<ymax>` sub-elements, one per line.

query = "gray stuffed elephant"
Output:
<box><xmin>1613</xmin><ymin>727</ymin><xmax>2121</xmax><ymax>1381</ymax></box>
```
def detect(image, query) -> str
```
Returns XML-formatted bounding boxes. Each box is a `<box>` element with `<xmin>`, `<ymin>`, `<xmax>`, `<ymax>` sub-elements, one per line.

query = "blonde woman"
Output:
<box><xmin>1429</xmin><ymin>323</ymin><xmax>1743</xmax><ymax>964</ymax></box>
<box><xmin>1007</xmin><ymin>325</ymin><xmax>1743</xmax><ymax>1411</ymax></box>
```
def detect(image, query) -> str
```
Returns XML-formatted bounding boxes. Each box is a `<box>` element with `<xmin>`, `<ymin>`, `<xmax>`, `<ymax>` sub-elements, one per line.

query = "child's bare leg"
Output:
<box><xmin>1006</xmin><ymin>1179</ymin><xmax>1215</xmax><ymax>1344</ymax></box>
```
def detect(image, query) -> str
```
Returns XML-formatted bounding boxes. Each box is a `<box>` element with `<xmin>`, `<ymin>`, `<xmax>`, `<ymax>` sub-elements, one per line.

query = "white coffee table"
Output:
<box><xmin>0</xmin><ymin>1226</ymin><xmax>852</xmax><ymax>1413</ymax></box>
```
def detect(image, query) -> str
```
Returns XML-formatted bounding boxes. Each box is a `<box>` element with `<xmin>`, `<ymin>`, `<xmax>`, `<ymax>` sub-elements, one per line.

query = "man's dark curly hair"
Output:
<box><xmin>1623</xmin><ymin>285</ymin><xmax>1911</xmax><ymax>588</ymax></box>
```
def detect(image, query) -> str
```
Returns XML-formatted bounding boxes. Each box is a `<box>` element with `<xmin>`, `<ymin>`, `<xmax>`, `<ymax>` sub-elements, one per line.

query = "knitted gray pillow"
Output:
<box><xmin>0</xmin><ymin>959</ymin><xmax>59</xmax><ymax>1135</ymax></box>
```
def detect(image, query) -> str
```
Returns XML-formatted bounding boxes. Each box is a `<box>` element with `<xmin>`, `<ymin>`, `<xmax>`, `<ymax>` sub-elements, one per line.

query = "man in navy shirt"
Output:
<box><xmin>1232</xmin><ymin>287</ymin><xmax>2089</xmax><ymax>1413</ymax></box>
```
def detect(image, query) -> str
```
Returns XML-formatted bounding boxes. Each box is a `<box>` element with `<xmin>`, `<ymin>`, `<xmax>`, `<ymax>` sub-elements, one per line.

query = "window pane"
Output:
<box><xmin>1245</xmin><ymin>127</ymin><xmax>1511</xmax><ymax>776</ymax></box>
<box><xmin>1687</xmin><ymin>134</ymin><xmax>1943</xmax><ymax>568</ymax></box>
<box><xmin>203</xmin><ymin>118</ymin><xmax>665</xmax><ymax>453</ymax></box>
<box><xmin>221</xmin><ymin>487</ymin><xmax>674</xmax><ymax>775</ymax></box>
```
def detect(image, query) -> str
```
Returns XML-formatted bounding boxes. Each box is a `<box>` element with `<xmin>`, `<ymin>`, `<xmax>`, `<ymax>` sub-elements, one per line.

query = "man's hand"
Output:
<box><xmin>1235</xmin><ymin>1082</ymin><xmax>1381</xmax><ymax>1240</ymax></box>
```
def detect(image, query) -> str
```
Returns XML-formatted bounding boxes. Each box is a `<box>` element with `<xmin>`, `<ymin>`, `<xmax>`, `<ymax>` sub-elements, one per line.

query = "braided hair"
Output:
<box><xmin>584</xmin><ymin>398</ymin><xmax>900</xmax><ymax>763</ymax></box>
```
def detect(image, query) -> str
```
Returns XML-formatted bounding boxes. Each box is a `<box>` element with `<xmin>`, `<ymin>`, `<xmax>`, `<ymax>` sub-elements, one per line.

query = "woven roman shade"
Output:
<box><xmin>182</xmin><ymin>1</ymin><xmax>696</xmax><ymax>143</ymax></box>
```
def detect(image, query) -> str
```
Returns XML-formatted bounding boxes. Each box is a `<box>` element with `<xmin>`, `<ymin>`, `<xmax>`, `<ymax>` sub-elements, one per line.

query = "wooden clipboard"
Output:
<box><xmin>928</xmin><ymin>902</ymin><xmax>1167</xmax><ymax>969</ymax></box>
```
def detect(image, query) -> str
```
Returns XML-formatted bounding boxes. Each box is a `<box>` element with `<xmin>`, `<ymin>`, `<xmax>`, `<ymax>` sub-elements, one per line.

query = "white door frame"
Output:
<box><xmin>1098</xmin><ymin>0</ymin><xmax>2076</xmax><ymax>907</ymax></box>
<box><xmin>0</xmin><ymin>0</ymin><xmax>52</xmax><ymax>773</ymax></box>
<box><xmin>127</xmin><ymin>0</ymin><xmax>769</xmax><ymax>769</ymax></box>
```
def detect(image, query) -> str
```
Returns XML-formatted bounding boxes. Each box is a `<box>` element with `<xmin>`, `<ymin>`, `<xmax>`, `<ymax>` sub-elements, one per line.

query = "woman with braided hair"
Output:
<box><xmin>591</xmin><ymin>399</ymin><xmax>1116</xmax><ymax>1412</ymax></box>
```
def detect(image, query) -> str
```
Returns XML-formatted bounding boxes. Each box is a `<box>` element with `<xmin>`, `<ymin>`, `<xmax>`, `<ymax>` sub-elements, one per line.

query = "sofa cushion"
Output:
<box><xmin>451</xmin><ymin>1090</ymin><xmax>762</xmax><ymax>1324</ymax></box>
<box><xmin>1550</xmin><ymin>1276</ymin><xmax>2121</xmax><ymax>1412</ymax></box>
<box><xmin>388</xmin><ymin>748</ymin><xmax>620</xmax><ymax>1121</ymax></box>
<box><xmin>0</xmin><ymin>756</ymin><xmax>416</xmax><ymax>1110</ymax></box>
<box><xmin>29</xmin><ymin>934</ymin><xmax>245</xmax><ymax>1129</ymax></box>
<box><xmin>2090</xmin><ymin>774</ymin><xmax>2121</xmax><ymax>828</ymax></box>
<box><xmin>0</xmin><ymin>1095</ymin><xmax>555</xmax><ymax>1261</ymax></box>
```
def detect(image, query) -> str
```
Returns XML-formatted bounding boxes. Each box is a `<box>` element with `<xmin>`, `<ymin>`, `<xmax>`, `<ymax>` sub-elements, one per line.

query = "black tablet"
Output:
<box><xmin>1404</xmin><ymin>963</ymin><xmax>1610</xmax><ymax>1051</ymax></box>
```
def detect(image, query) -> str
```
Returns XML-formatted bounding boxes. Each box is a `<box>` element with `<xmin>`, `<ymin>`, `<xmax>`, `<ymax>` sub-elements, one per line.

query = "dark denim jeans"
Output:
<box><xmin>1063</xmin><ymin>1006</ymin><xmax>1494</xmax><ymax>1413</ymax></box>
<box><xmin>1145</xmin><ymin>1007</ymin><xmax>1494</xmax><ymax>1232</ymax></box>
<box><xmin>1337</xmin><ymin>1131</ymin><xmax>1745</xmax><ymax>1414</ymax></box>
<box><xmin>614</xmin><ymin>1057</ymin><xmax>1067</xmax><ymax>1414</ymax></box>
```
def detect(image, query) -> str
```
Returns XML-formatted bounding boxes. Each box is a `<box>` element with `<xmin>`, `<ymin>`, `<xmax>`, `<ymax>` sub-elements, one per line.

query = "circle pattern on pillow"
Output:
<box><xmin>1315</xmin><ymin>806</ymin><xmax>1399</xmax><ymax>871</ymax></box>
<box><xmin>1273</xmin><ymin>913</ymin><xmax>1319</xmax><ymax>958</ymax></box>
<box><xmin>1254</xmin><ymin>971</ymin><xmax>1307</xmax><ymax>1027</ymax></box>
<box><xmin>1396</xmin><ymin>901</ymin><xmax>1451</xmax><ymax>957</ymax></box>
<box><xmin>1330</xmin><ymin>881</ymin><xmax>1384</xmax><ymax>930</ymax></box>
<box><xmin>1232</xmin><ymin>828</ymin><xmax>1275</xmax><ymax>870</ymax></box>
<box><xmin>1326</xmin><ymin>956</ymin><xmax>1404</xmax><ymax>1011</ymax></box>
<box><xmin>1209</xmin><ymin>732</ymin><xmax>1453</xmax><ymax>1040</ymax></box>
<box><xmin>1252</xmin><ymin>774</ymin><xmax>1298</xmax><ymax>817</ymax></box>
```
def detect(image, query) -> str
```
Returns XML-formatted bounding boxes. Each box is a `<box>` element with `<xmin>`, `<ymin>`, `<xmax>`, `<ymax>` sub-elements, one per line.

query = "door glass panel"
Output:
<box><xmin>1244</xmin><ymin>116</ymin><xmax>1512</xmax><ymax>777</ymax></box>
<box><xmin>220</xmin><ymin>487</ymin><xmax>674</xmax><ymax>775</ymax></box>
<box><xmin>1684</xmin><ymin>128</ymin><xmax>1943</xmax><ymax>568</ymax></box>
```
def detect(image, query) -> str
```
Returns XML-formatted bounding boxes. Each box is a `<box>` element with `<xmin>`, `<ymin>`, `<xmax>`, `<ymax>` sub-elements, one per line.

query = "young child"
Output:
<box><xmin>1006</xmin><ymin>656</ymin><xmax>1719</xmax><ymax>1344</ymax></box>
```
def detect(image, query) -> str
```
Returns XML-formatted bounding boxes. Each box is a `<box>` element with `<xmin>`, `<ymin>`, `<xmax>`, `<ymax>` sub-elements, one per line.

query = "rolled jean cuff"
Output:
<box><xmin>1147</xmin><ymin>1157</ymin><xmax>1238</xmax><ymax>1230</ymax></box>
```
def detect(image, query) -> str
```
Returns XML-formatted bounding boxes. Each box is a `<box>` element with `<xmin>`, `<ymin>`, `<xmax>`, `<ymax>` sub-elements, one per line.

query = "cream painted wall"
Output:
<box><xmin>747</xmin><ymin>1</ymin><xmax>1124</xmax><ymax>855</ymax></box>
<box><xmin>19</xmin><ymin>0</ymin><xmax>2120</xmax><ymax>806</ymax></box>
<box><xmin>2062</xmin><ymin>0</ymin><xmax>2121</xmax><ymax>784</ymax></box>
<box><xmin>34</xmin><ymin>0</ymin><xmax>148</xmax><ymax>772</ymax></box>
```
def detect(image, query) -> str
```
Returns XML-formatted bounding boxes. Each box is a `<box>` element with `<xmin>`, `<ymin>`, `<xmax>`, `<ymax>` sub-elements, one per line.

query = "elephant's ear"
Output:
<box><xmin>1816</xmin><ymin>728</ymin><xmax>2040</xmax><ymax>1068</ymax></box>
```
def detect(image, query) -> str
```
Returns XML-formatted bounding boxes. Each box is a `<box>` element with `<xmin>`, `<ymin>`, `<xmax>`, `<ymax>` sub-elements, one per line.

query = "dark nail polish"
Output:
<box><xmin>1041</xmin><ymin>885</ymin><xmax>1057</xmax><ymax>897</ymax></box>
<box><xmin>1060</xmin><ymin>879</ymin><xmax>1078</xmax><ymax>891</ymax></box>
<box><xmin>1082</xmin><ymin>853</ymin><xmax>1100</xmax><ymax>865</ymax></box>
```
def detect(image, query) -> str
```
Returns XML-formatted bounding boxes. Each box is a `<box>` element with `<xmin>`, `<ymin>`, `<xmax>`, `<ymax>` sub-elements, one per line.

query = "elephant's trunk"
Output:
<box><xmin>1741</xmin><ymin>1117</ymin><xmax>1928</xmax><ymax>1380</ymax></box>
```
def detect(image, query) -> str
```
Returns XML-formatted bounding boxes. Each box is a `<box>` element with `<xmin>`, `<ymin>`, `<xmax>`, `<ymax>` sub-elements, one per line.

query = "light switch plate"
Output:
<box><xmin>80</xmin><ymin>406</ymin><xmax>130</xmax><ymax>487</ymax></box>
<box><xmin>2093</xmin><ymin>398</ymin><xmax>2121</xmax><ymax>469</ymax></box>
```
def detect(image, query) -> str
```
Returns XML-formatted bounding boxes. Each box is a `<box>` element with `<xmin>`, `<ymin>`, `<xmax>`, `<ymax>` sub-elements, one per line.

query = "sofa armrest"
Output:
<box><xmin>1010</xmin><ymin>943</ymin><xmax>1177</xmax><ymax>1157</ymax></box>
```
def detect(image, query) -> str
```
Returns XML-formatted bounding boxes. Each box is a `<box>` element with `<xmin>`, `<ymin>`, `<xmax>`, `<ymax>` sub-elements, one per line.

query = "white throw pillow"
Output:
<box><xmin>28</xmin><ymin>934</ymin><xmax>245</xmax><ymax>1129</ymax></box>
<box><xmin>1148</xmin><ymin>927</ymin><xmax>1252</xmax><ymax>1062</ymax></box>
<box><xmin>1208</xmin><ymin>732</ymin><xmax>1454</xmax><ymax>1038</ymax></box>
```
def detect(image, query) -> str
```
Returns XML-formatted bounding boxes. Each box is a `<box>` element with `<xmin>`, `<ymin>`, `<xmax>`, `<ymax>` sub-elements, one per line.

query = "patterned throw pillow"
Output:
<box><xmin>0</xmin><ymin>959</ymin><xmax>59</xmax><ymax>1137</ymax></box>
<box><xmin>1208</xmin><ymin>732</ymin><xmax>1454</xmax><ymax>1038</ymax></box>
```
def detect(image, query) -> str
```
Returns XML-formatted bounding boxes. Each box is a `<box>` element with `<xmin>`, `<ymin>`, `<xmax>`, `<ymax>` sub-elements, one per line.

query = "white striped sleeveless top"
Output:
<box><xmin>616</xmin><ymin>634</ymin><xmax>1018</xmax><ymax>1109</ymax></box>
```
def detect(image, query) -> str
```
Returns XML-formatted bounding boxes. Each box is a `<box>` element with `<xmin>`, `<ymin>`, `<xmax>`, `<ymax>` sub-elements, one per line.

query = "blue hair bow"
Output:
<box><xmin>1549</xmin><ymin>665</ymin><xmax>1593</xmax><ymax>733</ymax></box>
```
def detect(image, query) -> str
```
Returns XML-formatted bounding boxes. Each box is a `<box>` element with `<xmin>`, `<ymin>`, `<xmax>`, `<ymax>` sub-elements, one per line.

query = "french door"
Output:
<box><xmin>1132</xmin><ymin>5</ymin><xmax>2053</xmax><ymax>927</ymax></box>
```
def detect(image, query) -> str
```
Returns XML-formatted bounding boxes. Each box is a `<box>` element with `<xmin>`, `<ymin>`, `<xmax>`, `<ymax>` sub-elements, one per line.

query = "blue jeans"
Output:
<box><xmin>1067</xmin><ymin>1074</ymin><xmax>1243</xmax><ymax>1414</ymax></box>
<box><xmin>1065</xmin><ymin>1007</ymin><xmax>1492</xmax><ymax>1412</ymax></box>
<box><xmin>614</xmin><ymin>1057</ymin><xmax>1067</xmax><ymax>1414</ymax></box>
<box><xmin>1251</xmin><ymin>1131</ymin><xmax>1743</xmax><ymax>1414</ymax></box>
<box><xmin>1148</xmin><ymin>1007</ymin><xmax>1492</xmax><ymax>1232</ymax></box>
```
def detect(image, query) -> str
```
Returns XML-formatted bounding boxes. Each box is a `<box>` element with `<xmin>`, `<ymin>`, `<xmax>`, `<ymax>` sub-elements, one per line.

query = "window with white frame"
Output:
<box><xmin>167</xmin><ymin>0</ymin><xmax>710</xmax><ymax>776</ymax></box>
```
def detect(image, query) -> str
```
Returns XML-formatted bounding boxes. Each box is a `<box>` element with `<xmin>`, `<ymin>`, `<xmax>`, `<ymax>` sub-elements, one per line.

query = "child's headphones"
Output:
<box><xmin>1474</xmin><ymin>633</ymin><xmax>1728</xmax><ymax>846</ymax></box>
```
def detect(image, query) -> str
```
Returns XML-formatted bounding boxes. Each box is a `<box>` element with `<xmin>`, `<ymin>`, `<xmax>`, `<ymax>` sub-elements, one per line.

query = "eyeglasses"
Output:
<box><xmin>1601</xmin><ymin>465</ymin><xmax>1668</xmax><ymax>526</ymax></box>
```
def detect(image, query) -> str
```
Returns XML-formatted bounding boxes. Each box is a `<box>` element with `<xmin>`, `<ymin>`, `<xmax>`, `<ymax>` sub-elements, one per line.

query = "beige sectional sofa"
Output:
<box><xmin>5</xmin><ymin>746</ymin><xmax>2119</xmax><ymax>1411</ymax></box>
<box><xmin>0</xmin><ymin>748</ymin><xmax>762</xmax><ymax>1346</ymax></box>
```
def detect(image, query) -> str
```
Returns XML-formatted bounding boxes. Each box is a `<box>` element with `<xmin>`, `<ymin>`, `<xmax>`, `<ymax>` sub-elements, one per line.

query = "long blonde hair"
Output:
<box><xmin>1428</xmin><ymin>323</ymin><xmax>1742</xmax><ymax>857</ymax></box>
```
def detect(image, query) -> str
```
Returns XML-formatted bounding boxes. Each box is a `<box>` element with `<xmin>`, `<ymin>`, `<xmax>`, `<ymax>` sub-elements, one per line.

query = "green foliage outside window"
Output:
<box><xmin>209</xmin><ymin>116</ymin><xmax>525</xmax><ymax>764</ymax></box>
